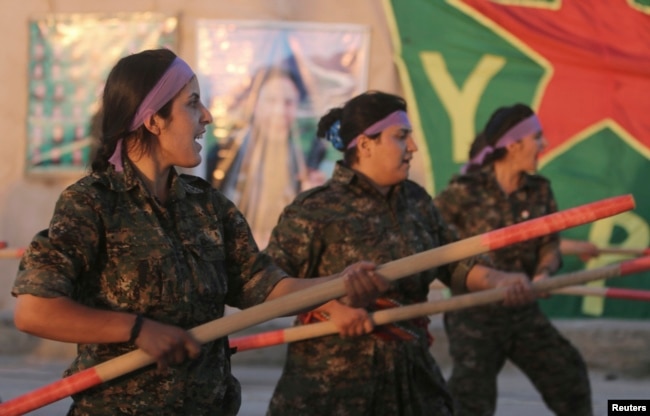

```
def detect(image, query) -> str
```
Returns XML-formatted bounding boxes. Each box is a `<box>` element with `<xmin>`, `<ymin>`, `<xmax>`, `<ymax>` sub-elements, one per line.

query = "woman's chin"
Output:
<box><xmin>178</xmin><ymin>155</ymin><xmax>202</xmax><ymax>169</ymax></box>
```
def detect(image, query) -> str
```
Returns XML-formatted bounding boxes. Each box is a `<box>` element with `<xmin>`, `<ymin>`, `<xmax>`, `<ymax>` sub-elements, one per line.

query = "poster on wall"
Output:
<box><xmin>196</xmin><ymin>20</ymin><xmax>370</xmax><ymax>247</ymax></box>
<box><xmin>384</xmin><ymin>0</ymin><xmax>650</xmax><ymax>318</ymax></box>
<box><xmin>26</xmin><ymin>12</ymin><xmax>178</xmax><ymax>176</ymax></box>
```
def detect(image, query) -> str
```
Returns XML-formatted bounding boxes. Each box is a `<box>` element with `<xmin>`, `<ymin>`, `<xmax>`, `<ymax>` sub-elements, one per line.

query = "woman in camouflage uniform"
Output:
<box><xmin>11</xmin><ymin>49</ymin><xmax>388</xmax><ymax>416</ymax></box>
<box><xmin>434</xmin><ymin>103</ymin><xmax>592</xmax><ymax>416</ymax></box>
<box><xmin>265</xmin><ymin>91</ymin><xmax>535</xmax><ymax>416</ymax></box>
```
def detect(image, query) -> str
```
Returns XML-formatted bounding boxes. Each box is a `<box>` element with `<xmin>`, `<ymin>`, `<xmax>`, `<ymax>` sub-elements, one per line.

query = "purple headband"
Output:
<box><xmin>461</xmin><ymin>114</ymin><xmax>542</xmax><ymax>174</ymax></box>
<box><xmin>130</xmin><ymin>57</ymin><xmax>195</xmax><ymax>131</ymax></box>
<box><xmin>109</xmin><ymin>56</ymin><xmax>195</xmax><ymax>172</ymax></box>
<box><xmin>346</xmin><ymin>110</ymin><xmax>411</xmax><ymax>149</ymax></box>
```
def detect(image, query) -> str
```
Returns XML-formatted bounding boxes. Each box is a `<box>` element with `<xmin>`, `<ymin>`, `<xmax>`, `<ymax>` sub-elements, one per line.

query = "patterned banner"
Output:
<box><xmin>196</xmin><ymin>20</ymin><xmax>370</xmax><ymax>247</ymax></box>
<box><xmin>26</xmin><ymin>13</ymin><xmax>178</xmax><ymax>174</ymax></box>
<box><xmin>385</xmin><ymin>0</ymin><xmax>650</xmax><ymax>318</ymax></box>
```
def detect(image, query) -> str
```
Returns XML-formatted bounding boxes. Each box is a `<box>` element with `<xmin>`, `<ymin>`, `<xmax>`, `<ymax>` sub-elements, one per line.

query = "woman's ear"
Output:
<box><xmin>143</xmin><ymin>114</ymin><xmax>162</xmax><ymax>136</ymax></box>
<box><xmin>358</xmin><ymin>134</ymin><xmax>372</xmax><ymax>156</ymax></box>
<box><xmin>505</xmin><ymin>140</ymin><xmax>521</xmax><ymax>154</ymax></box>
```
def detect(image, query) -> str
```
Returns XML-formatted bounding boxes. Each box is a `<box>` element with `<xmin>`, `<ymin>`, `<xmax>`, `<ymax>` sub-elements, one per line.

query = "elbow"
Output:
<box><xmin>13</xmin><ymin>296</ymin><xmax>41</xmax><ymax>335</ymax></box>
<box><xmin>13</xmin><ymin>310</ymin><xmax>33</xmax><ymax>334</ymax></box>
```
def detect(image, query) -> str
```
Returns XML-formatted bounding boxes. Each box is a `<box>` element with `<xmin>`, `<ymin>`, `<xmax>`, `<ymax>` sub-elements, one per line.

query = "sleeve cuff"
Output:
<box><xmin>449</xmin><ymin>257</ymin><xmax>476</xmax><ymax>295</ymax></box>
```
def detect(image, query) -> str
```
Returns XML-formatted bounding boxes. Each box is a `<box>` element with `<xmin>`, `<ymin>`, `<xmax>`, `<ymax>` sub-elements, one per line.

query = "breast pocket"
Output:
<box><xmin>105</xmin><ymin>231</ymin><xmax>180</xmax><ymax>308</ymax></box>
<box><xmin>323</xmin><ymin>219</ymin><xmax>390</xmax><ymax>266</ymax></box>
<box><xmin>183</xmin><ymin>228</ymin><xmax>229</xmax><ymax>304</ymax></box>
<box><xmin>406</xmin><ymin>213</ymin><xmax>441</xmax><ymax>254</ymax></box>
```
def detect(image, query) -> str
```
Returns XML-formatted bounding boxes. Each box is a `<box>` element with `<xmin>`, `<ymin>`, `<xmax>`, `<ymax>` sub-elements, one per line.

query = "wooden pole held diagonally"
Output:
<box><xmin>0</xmin><ymin>194</ymin><xmax>635</xmax><ymax>415</ymax></box>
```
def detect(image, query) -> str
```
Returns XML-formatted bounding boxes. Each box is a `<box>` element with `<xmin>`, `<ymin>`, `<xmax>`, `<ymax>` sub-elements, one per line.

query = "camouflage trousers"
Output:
<box><xmin>444</xmin><ymin>304</ymin><xmax>592</xmax><ymax>416</ymax></box>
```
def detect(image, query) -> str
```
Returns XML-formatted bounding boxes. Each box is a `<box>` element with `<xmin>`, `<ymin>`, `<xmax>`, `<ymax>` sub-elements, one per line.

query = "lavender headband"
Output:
<box><xmin>108</xmin><ymin>56</ymin><xmax>195</xmax><ymax>171</ymax></box>
<box><xmin>346</xmin><ymin>110</ymin><xmax>411</xmax><ymax>149</ymax></box>
<box><xmin>461</xmin><ymin>114</ymin><xmax>542</xmax><ymax>173</ymax></box>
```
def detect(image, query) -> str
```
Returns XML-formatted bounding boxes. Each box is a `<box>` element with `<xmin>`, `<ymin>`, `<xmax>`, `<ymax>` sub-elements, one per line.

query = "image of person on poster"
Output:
<box><xmin>205</xmin><ymin>63</ymin><xmax>327</xmax><ymax>247</ymax></box>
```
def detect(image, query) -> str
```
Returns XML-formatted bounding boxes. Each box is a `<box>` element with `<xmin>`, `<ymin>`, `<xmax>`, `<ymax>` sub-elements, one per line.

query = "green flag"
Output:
<box><xmin>385</xmin><ymin>0</ymin><xmax>650</xmax><ymax>318</ymax></box>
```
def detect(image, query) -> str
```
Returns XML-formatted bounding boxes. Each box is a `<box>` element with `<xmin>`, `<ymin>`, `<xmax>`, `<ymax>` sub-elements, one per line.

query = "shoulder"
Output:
<box><xmin>59</xmin><ymin>173</ymin><xmax>111</xmax><ymax>203</ymax></box>
<box><xmin>276</xmin><ymin>182</ymin><xmax>349</xmax><ymax>231</ymax></box>
<box><xmin>449</xmin><ymin>171</ymin><xmax>484</xmax><ymax>187</ymax></box>
<box><xmin>47</xmin><ymin>174</ymin><xmax>118</xmax><ymax>225</ymax></box>
<box><xmin>433</xmin><ymin>173</ymin><xmax>485</xmax><ymax>217</ymax></box>
<box><xmin>179</xmin><ymin>173</ymin><xmax>241</xmax><ymax>214</ymax></box>
<box><xmin>436</xmin><ymin>173</ymin><xmax>479</xmax><ymax>200</ymax></box>
<box><xmin>291</xmin><ymin>181</ymin><xmax>346</xmax><ymax>208</ymax></box>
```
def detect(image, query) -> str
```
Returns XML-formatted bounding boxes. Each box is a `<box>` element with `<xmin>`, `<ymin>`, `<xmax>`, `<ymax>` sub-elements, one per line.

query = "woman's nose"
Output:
<box><xmin>407</xmin><ymin>136</ymin><xmax>418</xmax><ymax>152</ymax></box>
<box><xmin>538</xmin><ymin>135</ymin><xmax>548</xmax><ymax>151</ymax></box>
<box><xmin>202</xmin><ymin>104</ymin><xmax>213</xmax><ymax>125</ymax></box>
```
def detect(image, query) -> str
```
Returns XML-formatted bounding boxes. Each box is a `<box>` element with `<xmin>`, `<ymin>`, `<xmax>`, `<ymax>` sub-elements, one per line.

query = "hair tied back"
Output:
<box><xmin>325</xmin><ymin>120</ymin><xmax>345</xmax><ymax>151</ymax></box>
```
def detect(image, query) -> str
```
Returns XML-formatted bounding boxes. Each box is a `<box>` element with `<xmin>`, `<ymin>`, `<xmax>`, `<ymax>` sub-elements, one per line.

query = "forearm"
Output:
<box><xmin>465</xmin><ymin>264</ymin><xmax>502</xmax><ymax>292</ymax></box>
<box><xmin>264</xmin><ymin>275</ymin><xmax>336</xmax><ymax>302</ymax></box>
<box><xmin>465</xmin><ymin>264</ymin><xmax>537</xmax><ymax>306</ymax></box>
<box><xmin>264</xmin><ymin>261</ymin><xmax>387</xmax><ymax>312</ymax></box>
<box><xmin>559</xmin><ymin>238</ymin><xmax>582</xmax><ymax>255</ymax></box>
<box><xmin>312</xmin><ymin>299</ymin><xmax>349</xmax><ymax>315</ymax></box>
<box><xmin>535</xmin><ymin>246</ymin><xmax>561</xmax><ymax>275</ymax></box>
<box><xmin>14</xmin><ymin>294</ymin><xmax>135</xmax><ymax>344</ymax></box>
<box><xmin>559</xmin><ymin>238</ymin><xmax>600</xmax><ymax>261</ymax></box>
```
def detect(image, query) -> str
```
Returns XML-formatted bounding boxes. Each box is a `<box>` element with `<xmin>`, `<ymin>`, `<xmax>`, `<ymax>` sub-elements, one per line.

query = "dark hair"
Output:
<box><xmin>91</xmin><ymin>49</ymin><xmax>177</xmax><ymax>172</ymax></box>
<box><xmin>466</xmin><ymin>103</ymin><xmax>534</xmax><ymax>172</ymax></box>
<box><xmin>317</xmin><ymin>90</ymin><xmax>407</xmax><ymax>165</ymax></box>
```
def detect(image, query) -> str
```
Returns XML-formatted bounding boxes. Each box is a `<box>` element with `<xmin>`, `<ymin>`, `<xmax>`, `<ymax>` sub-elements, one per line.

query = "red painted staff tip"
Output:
<box><xmin>481</xmin><ymin>195</ymin><xmax>635</xmax><ymax>250</ymax></box>
<box><xmin>605</xmin><ymin>288</ymin><xmax>650</xmax><ymax>302</ymax></box>
<box><xmin>619</xmin><ymin>255</ymin><xmax>650</xmax><ymax>276</ymax></box>
<box><xmin>229</xmin><ymin>330</ymin><xmax>286</xmax><ymax>352</ymax></box>
<box><xmin>0</xmin><ymin>247</ymin><xmax>25</xmax><ymax>259</ymax></box>
<box><xmin>0</xmin><ymin>368</ymin><xmax>102</xmax><ymax>415</ymax></box>
<box><xmin>0</xmin><ymin>241</ymin><xmax>6</xmax><ymax>249</ymax></box>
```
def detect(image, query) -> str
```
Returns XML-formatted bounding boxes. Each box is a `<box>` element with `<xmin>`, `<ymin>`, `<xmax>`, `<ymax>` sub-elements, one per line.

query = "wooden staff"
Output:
<box><xmin>0</xmin><ymin>194</ymin><xmax>634</xmax><ymax>415</ymax></box>
<box><xmin>596</xmin><ymin>247</ymin><xmax>650</xmax><ymax>257</ymax></box>
<box><xmin>554</xmin><ymin>285</ymin><xmax>650</xmax><ymax>302</ymax></box>
<box><xmin>231</xmin><ymin>256</ymin><xmax>650</xmax><ymax>352</ymax></box>
<box><xmin>424</xmin><ymin>281</ymin><xmax>650</xmax><ymax>301</ymax></box>
<box><xmin>0</xmin><ymin>248</ymin><xmax>25</xmax><ymax>260</ymax></box>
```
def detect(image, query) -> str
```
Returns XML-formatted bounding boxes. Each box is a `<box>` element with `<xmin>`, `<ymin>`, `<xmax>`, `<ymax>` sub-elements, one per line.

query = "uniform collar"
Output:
<box><xmin>331</xmin><ymin>161</ymin><xmax>403</xmax><ymax>198</ymax></box>
<box><xmin>100</xmin><ymin>157</ymin><xmax>204</xmax><ymax>200</ymax></box>
<box><xmin>478</xmin><ymin>164</ymin><xmax>534</xmax><ymax>192</ymax></box>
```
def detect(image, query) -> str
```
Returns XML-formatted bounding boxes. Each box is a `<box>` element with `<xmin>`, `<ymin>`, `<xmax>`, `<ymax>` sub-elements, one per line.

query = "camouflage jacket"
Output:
<box><xmin>266</xmin><ymin>161</ymin><xmax>476</xmax><ymax>315</ymax></box>
<box><xmin>12</xmin><ymin>159</ymin><xmax>286</xmax><ymax>415</ymax></box>
<box><xmin>263</xmin><ymin>162</ymin><xmax>474</xmax><ymax>415</ymax></box>
<box><xmin>434</xmin><ymin>164</ymin><xmax>560</xmax><ymax>285</ymax></box>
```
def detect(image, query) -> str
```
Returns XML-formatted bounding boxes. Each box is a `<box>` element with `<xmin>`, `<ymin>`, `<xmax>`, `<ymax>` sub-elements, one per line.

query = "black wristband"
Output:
<box><xmin>129</xmin><ymin>314</ymin><xmax>144</xmax><ymax>344</ymax></box>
